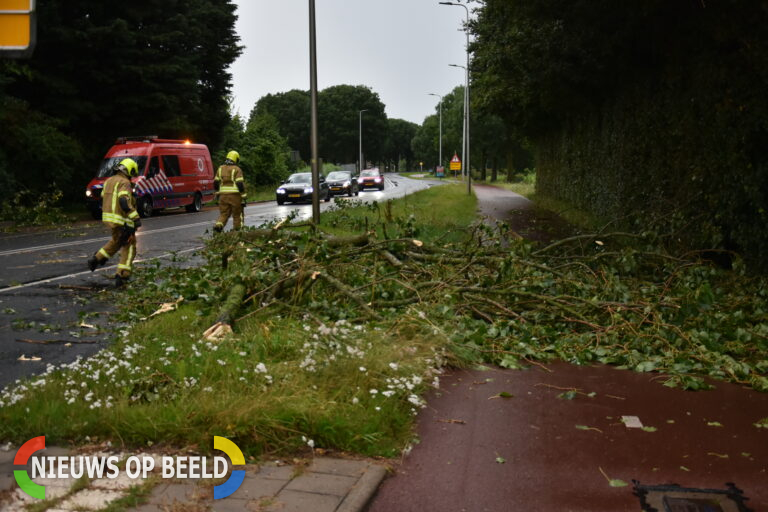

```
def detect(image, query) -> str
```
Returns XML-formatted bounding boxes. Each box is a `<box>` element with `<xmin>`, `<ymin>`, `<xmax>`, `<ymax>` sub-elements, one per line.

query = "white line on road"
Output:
<box><xmin>0</xmin><ymin>219</ymin><xmax>214</xmax><ymax>257</ymax></box>
<box><xmin>0</xmin><ymin>246</ymin><xmax>203</xmax><ymax>294</ymax></box>
<box><xmin>0</xmin><ymin>180</ymin><xmax>412</xmax><ymax>258</ymax></box>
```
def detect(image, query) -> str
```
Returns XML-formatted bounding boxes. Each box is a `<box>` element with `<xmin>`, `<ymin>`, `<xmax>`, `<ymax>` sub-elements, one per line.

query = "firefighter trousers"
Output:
<box><xmin>95</xmin><ymin>225</ymin><xmax>137</xmax><ymax>278</ymax></box>
<box><xmin>215</xmin><ymin>193</ymin><xmax>244</xmax><ymax>230</ymax></box>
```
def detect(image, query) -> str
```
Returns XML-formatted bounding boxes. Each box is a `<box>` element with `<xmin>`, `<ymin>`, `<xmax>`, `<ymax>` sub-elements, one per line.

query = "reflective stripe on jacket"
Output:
<box><xmin>101</xmin><ymin>174</ymin><xmax>137</xmax><ymax>228</ymax></box>
<box><xmin>216</xmin><ymin>164</ymin><xmax>244</xmax><ymax>195</ymax></box>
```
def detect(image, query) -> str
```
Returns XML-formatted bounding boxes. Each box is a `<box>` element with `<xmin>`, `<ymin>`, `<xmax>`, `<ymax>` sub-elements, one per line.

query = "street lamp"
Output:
<box><xmin>428</xmin><ymin>93</ymin><xmax>443</xmax><ymax>172</ymax></box>
<box><xmin>358</xmin><ymin>109</ymin><xmax>368</xmax><ymax>174</ymax></box>
<box><xmin>309</xmin><ymin>0</ymin><xmax>320</xmax><ymax>223</ymax></box>
<box><xmin>440</xmin><ymin>1</ymin><xmax>471</xmax><ymax>195</ymax></box>
<box><xmin>449</xmin><ymin>63</ymin><xmax>468</xmax><ymax>184</ymax></box>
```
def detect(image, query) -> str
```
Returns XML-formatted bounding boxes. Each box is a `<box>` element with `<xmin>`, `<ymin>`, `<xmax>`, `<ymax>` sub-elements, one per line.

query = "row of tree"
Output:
<box><xmin>0</xmin><ymin>0</ymin><xmax>242</xmax><ymax>201</ymax></box>
<box><xmin>242</xmin><ymin>83</ymin><xmax>529</xmax><ymax>181</ymax></box>
<box><xmin>467</xmin><ymin>0</ymin><xmax>768</xmax><ymax>267</ymax></box>
<box><xmin>0</xmin><ymin>0</ymin><xmax>534</xmax><ymax>210</ymax></box>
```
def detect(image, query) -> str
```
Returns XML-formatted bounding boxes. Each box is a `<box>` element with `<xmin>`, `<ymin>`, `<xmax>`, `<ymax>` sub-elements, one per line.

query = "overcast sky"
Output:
<box><xmin>229</xmin><ymin>0</ymin><xmax>472</xmax><ymax>125</ymax></box>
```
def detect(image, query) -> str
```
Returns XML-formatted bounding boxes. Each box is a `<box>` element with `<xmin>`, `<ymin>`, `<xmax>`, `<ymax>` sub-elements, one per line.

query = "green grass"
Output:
<box><xmin>246</xmin><ymin>183</ymin><xmax>281</xmax><ymax>203</ymax></box>
<box><xmin>487</xmin><ymin>181</ymin><xmax>536</xmax><ymax>199</ymax></box>
<box><xmin>0</xmin><ymin>185</ymin><xmax>477</xmax><ymax>458</ymax></box>
<box><xmin>6</xmin><ymin>180</ymin><xmax>766</xmax><ymax>465</ymax></box>
<box><xmin>321</xmin><ymin>184</ymin><xmax>477</xmax><ymax>243</ymax></box>
<box><xmin>0</xmin><ymin>306</ymin><xmax>447</xmax><ymax>458</ymax></box>
<box><xmin>473</xmin><ymin>170</ymin><xmax>604</xmax><ymax>231</ymax></box>
<box><xmin>533</xmin><ymin>195</ymin><xmax>605</xmax><ymax>232</ymax></box>
<box><xmin>473</xmin><ymin>169</ymin><xmax>537</xmax><ymax>199</ymax></box>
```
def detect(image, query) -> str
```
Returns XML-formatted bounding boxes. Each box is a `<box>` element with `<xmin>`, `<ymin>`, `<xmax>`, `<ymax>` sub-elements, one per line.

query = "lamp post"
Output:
<box><xmin>440</xmin><ymin>1</ymin><xmax>471</xmax><ymax>195</ymax></box>
<box><xmin>309</xmin><ymin>0</ymin><xmax>320</xmax><ymax>223</ymax></box>
<box><xmin>449</xmin><ymin>63</ymin><xmax>468</xmax><ymax>184</ymax></box>
<box><xmin>428</xmin><ymin>93</ymin><xmax>443</xmax><ymax>171</ymax></box>
<box><xmin>358</xmin><ymin>109</ymin><xmax>367</xmax><ymax>174</ymax></box>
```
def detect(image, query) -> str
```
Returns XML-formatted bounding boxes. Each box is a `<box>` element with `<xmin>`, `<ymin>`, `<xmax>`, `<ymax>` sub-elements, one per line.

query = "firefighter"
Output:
<box><xmin>87</xmin><ymin>158</ymin><xmax>142</xmax><ymax>288</ymax></box>
<box><xmin>213</xmin><ymin>150</ymin><xmax>247</xmax><ymax>233</ymax></box>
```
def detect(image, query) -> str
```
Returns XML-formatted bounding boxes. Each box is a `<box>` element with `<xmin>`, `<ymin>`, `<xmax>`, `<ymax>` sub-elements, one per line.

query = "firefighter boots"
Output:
<box><xmin>87</xmin><ymin>255</ymin><xmax>105</xmax><ymax>272</ymax></box>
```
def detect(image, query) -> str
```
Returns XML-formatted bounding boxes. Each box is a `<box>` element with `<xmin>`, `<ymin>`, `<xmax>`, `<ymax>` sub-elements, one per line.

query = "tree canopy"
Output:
<box><xmin>251</xmin><ymin>90</ymin><xmax>311</xmax><ymax>163</ymax></box>
<box><xmin>250</xmin><ymin>84</ymin><xmax>418</xmax><ymax>170</ymax></box>
<box><xmin>0</xmin><ymin>0</ymin><xmax>241</xmax><ymax>197</ymax></box>
<box><xmin>469</xmin><ymin>0</ymin><xmax>768</xmax><ymax>267</ymax></box>
<box><xmin>383</xmin><ymin>118</ymin><xmax>418</xmax><ymax>171</ymax></box>
<box><xmin>318</xmin><ymin>85</ymin><xmax>388</xmax><ymax>165</ymax></box>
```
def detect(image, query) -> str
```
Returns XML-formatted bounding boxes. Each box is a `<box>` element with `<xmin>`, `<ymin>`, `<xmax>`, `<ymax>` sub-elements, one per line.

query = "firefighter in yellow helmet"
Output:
<box><xmin>213</xmin><ymin>150</ymin><xmax>247</xmax><ymax>232</ymax></box>
<box><xmin>87</xmin><ymin>158</ymin><xmax>142</xmax><ymax>287</ymax></box>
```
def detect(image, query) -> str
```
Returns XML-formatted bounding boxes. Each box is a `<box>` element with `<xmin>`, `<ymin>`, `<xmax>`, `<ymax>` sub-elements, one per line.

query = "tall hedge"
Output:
<box><xmin>470</xmin><ymin>0</ymin><xmax>768</xmax><ymax>266</ymax></box>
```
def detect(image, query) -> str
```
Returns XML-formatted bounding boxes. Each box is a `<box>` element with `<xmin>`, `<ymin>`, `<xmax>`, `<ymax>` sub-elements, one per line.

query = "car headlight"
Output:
<box><xmin>343</xmin><ymin>181</ymin><xmax>350</xmax><ymax>187</ymax></box>
<box><xmin>374</xmin><ymin>177</ymin><xmax>382</xmax><ymax>183</ymax></box>
<box><xmin>304</xmin><ymin>187</ymin><xmax>313</xmax><ymax>194</ymax></box>
<box><xmin>85</xmin><ymin>189</ymin><xmax>92</xmax><ymax>197</ymax></box>
<box><xmin>276</xmin><ymin>188</ymin><xmax>286</xmax><ymax>194</ymax></box>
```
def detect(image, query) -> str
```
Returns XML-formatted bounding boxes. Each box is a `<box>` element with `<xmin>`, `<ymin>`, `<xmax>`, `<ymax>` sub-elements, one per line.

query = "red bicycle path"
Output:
<box><xmin>366</xmin><ymin>184</ymin><xmax>768</xmax><ymax>512</ymax></box>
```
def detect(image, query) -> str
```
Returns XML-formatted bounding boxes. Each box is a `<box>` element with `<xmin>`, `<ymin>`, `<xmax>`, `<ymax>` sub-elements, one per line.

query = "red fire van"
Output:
<box><xmin>85</xmin><ymin>136</ymin><xmax>215</xmax><ymax>218</ymax></box>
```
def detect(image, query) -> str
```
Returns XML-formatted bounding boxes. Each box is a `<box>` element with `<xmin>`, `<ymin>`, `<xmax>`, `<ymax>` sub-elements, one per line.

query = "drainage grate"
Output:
<box><xmin>633</xmin><ymin>482</ymin><xmax>753</xmax><ymax>512</ymax></box>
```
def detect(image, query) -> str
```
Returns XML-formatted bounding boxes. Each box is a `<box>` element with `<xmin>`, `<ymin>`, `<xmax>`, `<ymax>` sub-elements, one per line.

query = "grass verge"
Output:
<box><xmin>0</xmin><ymin>185</ymin><xmax>474</xmax><ymax>458</ymax></box>
<box><xmin>246</xmin><ymin>184</ymin><xmax>281</xmax><ymax>203</ymax></box>
<box><xmin>2</xmin><ymin>183</ymin><xmax>767</xmax><ymax>460</ymax></box>
<box><xmin>486</xmin><ymin>181</ymin><xmax>536</xmax><ymax>199</ymax></box>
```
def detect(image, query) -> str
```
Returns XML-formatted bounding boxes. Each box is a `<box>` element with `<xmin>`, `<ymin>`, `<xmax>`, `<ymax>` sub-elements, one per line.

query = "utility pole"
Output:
<box><xmin>309</xmin><ymin>0</ymin><xmax>320</xmax><ymax>223</ymax></box>
<box><xmin>358</xmin><ymin>109</ymin><xmax>368</xmax><ymax>174</ymax></box>
<box><xmin>441</xmin><ymin>1</ymin><xmax>472</xmax><ymax>195</ymax></box>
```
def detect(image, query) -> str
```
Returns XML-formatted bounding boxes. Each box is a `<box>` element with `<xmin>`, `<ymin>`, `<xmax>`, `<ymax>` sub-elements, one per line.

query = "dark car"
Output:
<box><xmin>358</xmin><ymin>168</ymin><xmax>384</xmax><ymax>191</ymax></box>
<box><xmin>276</xmin><ymin>172</ymin><xmax>330</xmax><ymax>205</ymax></box>
<box><xmin>326</xmin><ymin>171</ymin><xmax>359</xmax><ymax>197</ymax></box>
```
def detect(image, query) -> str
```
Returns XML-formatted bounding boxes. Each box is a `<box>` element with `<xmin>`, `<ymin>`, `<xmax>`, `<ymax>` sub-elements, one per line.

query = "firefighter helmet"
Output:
<box><xmin>226</xmin><ymin>150</ymin><xmax>240</xmax><ymax>164</ymax></box>
<box><xmin>117</xmin><ymin>158</ymin><xmax>139</xmax><ymax>177</ymax></box>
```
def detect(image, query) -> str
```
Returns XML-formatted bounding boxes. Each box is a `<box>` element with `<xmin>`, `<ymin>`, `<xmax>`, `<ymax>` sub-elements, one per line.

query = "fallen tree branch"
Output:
<box><xmin>16</xmin><ymin>338</ymin><xmax>98</xmax><ymax>344</ymax></box>
<box><xmin>532</xmin><ymin>232</ymin><xmax>643</xmax><ymax>256</ymax></box>
<box><xmin>216</xmin><ymin>283</ymin><xmax>247</xmax><ymax>325</ymax></box>
<box><xmin>317</xmin><ymin>272</ymin><xmax>380</xmax><ymax>320</ymax></box>
<box><xmin>379</xmin><ymin>249</ymin><xmax>403</xmax><ymax>267</ymax></box>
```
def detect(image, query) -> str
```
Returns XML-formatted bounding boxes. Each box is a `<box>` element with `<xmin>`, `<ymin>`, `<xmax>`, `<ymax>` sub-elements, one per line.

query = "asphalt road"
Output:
<box><xmin>0</xmin><ymin>174</ymin><xmax>439</xmax><ymax>388</ymax></box>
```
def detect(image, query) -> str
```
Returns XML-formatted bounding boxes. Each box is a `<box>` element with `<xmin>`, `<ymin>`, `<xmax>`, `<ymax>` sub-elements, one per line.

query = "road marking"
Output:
<box><xmin>0</xmin><ymin>246</ymin><xmax>202</xmax><ymax>294</ymax></box>
<box><xmin>0</xmin><ymin>179</ymin><xmax>429</xmax><ymax>289</ymax></box>
<box><xmin>0</xmin><ymin>219</ymin><xmax>214</xmax><ymax>257</ymax></box>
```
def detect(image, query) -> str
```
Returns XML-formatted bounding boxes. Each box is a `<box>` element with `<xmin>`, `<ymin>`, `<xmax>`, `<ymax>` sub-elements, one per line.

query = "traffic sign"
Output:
<box><xmin>449</xmin><ymin>153</ymin><xmax>461</xmax><ymax>171</ymax></box>
<box><xmin>0</xmin><ymin>0</ymin><xmax>36</xmax><ymax>58</ymax></box>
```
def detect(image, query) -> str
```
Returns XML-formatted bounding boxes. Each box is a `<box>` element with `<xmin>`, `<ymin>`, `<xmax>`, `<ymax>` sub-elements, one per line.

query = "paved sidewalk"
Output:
<box><xmin>0</xmin><ymin>448</ymin><xmax>386</xmax><ymax>512</ymax></box>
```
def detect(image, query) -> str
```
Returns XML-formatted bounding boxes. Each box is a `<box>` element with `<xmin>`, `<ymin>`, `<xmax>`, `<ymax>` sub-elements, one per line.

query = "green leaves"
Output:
<box><xmin>499</xmin><ymin>354</ymin><xmax>524</xmax><ymax>370</ymax></box>
<box><xmin>599</xmin><ymin>467</ymin><xmax>627</xmax><ymax>487</ymax></box>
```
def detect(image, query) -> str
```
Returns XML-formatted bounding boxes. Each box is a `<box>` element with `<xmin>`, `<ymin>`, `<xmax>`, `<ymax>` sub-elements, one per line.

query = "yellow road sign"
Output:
<box><xmin>449</xmin><ymin>153</ymin><xmax>461</xmax><ymax>171</ymax></box>
<box><xmin>0</xmin><ymin>0</ymin><xmax>36</xmax><ymax>57</ymax></box>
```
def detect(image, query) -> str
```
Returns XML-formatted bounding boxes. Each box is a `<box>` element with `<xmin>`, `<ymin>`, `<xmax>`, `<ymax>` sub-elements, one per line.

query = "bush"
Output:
<box><xmin>0</xmin><ymin>188</ymin><xmax>73</xmax><ymax>227</ymax></box>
